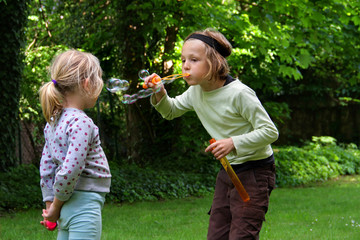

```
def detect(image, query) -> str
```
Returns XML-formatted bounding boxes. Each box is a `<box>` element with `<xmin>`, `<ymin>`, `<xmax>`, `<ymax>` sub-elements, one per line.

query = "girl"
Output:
<box><xmin>145</xmin><ymin>29</ymin><xmax>279</xmax><ymax>239</ymax></box>
<box><xmin>39</xmin><ymin>49</ymin><xmax>111</xmax><ymax>240</ymax></box>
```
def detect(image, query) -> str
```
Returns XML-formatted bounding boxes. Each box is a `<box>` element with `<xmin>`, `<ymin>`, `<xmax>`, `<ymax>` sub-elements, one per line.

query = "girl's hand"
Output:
<box><xmin>42</xmin><ymin>206</ymin><xmax>60</xmax><ymax>223</ymax></box>
<box><xmin>42</xmin><ymin>198</ymin><xmax>64</xmax><ymax>223</ymax></box>
<box><xmin>205</xmin><ymin>138</ymin><xmax>235</xmax><ymax>160</ymax></box>
<box><xmin>144</xmin><ymin>73</ymin><xmax>166</xmax><ymax>103</ymax></box>
<box><xmin>40</xmin><ymin>201</ymin><xmax>54</xmax><ymax>228</ymax></box>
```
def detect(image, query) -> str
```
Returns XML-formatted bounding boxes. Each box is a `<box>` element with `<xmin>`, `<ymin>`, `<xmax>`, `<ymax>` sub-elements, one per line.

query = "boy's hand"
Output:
<box><xmin>205</xmin><ymin>138</ymin><xmax>235</xmax><ymax>160</ymax></box>
<box><xmin>144</xmin><ymin>73</ymin><xmax>166</xmax><ymax>103</ymax></box>
<box><xmin>144</xmin><ymin>73</ymin><xmax>163</xmax><ymax>91</ymax></box>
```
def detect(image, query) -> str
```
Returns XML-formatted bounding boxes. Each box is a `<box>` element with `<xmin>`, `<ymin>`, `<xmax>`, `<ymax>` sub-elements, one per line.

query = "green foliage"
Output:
<box><xmin>0</xmin><ymin>164</ymin><xmax>42</xmax><ymax>210</ymax></box>
<box><xmin>18</xmin><ymin>0</ymin><xmax>360</xmax><ymax>166</ymax></box>
<box><xmin>275</xmin><ymin>138</ymin><xmax>360</xmax><ymax>187</ymax></box>
<box><xmin>107</xmin><ymin>162</ymin><xmax>216</xmax><ymax>203</ymax></box>
<box><xmin>0</xmin><ymin>137</ymin><xmax>360</xmax><ymax>209</ymax></box>
<box><xmin>2</xmin><ymin>138</ymin><xmax>359</xmax><ymax>210</ymax></box>
<box><xmin>310</xmin><ymin>136</ymin><xmax>337</xmax><ymax>146</ymax></box>
<box><xmin>0</xmin><ymin>162</ymin><xmax>216</xmax><ymax>210</ymax></box>
<box><xmin>21</xmin><ymin>45</ymin><xmax>69</xmax><ymax>122</ymax></box>
<box><xmin>263</xmin><ymin>101</ymin><xmax>291</xmax><ymax>125</ymax></box>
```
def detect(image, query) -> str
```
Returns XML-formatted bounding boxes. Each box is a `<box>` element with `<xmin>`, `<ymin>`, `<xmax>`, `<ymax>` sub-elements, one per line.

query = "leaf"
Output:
<box><xmin>297</xmin><ymin>49</ymin><xmax>312</xmax><ymax>69</ymax></box>
<box><xmin>279</xmin><ymin>65</ymin><xmax>303</xmax><ymax>80</ymax></box>
<box><xmin>352</xmin><ymin>15</ymin><xmax>360</xmax><ymax>26</ymax></box>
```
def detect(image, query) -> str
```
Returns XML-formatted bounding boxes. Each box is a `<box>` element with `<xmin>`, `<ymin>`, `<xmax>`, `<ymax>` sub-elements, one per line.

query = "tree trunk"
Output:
<box><xmin>0</xmin><ymin>0</ymin><xmax>28</xmax><ymax>171</ymax></box>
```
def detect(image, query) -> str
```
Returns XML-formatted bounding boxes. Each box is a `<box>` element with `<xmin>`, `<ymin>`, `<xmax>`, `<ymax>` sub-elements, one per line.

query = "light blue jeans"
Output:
<box><xmin>57</xmin><ymin>191</ymin><xmax>106</xmax><ymax>240</ymax></box>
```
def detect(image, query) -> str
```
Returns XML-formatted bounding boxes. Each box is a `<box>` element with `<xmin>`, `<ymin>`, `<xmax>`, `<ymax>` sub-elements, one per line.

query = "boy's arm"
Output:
<box><xmin>154</xmin><ymin>86</ymin><xmax>166</xmax><ymax>104</ymax></box>
<box><xmin>232</xmin><ymin>88</ymin><xmax>279</xmax><ymax>156</ymax></box>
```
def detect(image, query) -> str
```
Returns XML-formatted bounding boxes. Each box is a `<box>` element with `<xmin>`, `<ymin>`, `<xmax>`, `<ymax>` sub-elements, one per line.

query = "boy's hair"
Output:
<box><xmin>39</xmin><ymin>49</ymin><xmax>103</xmax><ymax>123</ymax></box>
<box><xmin>185</xmin><ymin>29</ymin><xmax>232</xmax><ymax>81</ymax></box>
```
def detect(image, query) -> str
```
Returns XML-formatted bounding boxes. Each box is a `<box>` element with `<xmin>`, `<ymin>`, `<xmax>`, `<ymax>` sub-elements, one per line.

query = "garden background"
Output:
<box><xmin>0</xmin><ymin>0</ymin><xmax>359</xmax><ymax>214</ymax></box>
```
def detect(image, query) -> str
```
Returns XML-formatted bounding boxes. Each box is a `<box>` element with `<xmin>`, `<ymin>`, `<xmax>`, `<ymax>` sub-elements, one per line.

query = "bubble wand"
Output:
<box><xmin>209</xmin><ymin>138</ymin><xmax>250</xmax><ymax>202</ymax></box>
<box><xmin>139</xmin><ymin>70</ymin><xmax>189</xmax><ymax>89</ymax></box>
<box><xmin>106</xmin><ymin>70</ymin><xmax>190</xmax><ymax>104</ymax></box>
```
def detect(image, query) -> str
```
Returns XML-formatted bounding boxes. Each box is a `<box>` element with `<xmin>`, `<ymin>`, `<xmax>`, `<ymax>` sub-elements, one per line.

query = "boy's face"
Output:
<box><xmin>181</xmin><ymin>39</ymin><xmax>211</xmax><ymax>88</ymax></box>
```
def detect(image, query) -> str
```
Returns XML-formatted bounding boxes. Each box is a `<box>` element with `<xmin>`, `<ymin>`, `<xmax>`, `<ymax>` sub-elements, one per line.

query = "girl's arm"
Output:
<box><xmin>40</xmin><ymin>130</ymin><xmax>56</xmax><ymax>202</ymax></box>
<box><xmin>45</xmin><ymin>201</ymin><xmax>52</xmax><ymax>209</ymax></box>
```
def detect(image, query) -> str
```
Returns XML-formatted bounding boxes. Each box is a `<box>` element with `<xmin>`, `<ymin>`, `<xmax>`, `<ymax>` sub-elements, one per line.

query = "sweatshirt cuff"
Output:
<box><xmin>231</xmin><ymin>135</ymin><xmax>248</xmax><ymax>156</ymax></box>
<box><xmin>41</xmin><ymin>187</ymin><xmax>55</xmax><ymax>202</ymax></box>
<box><xmin>151</xmin><ymin>93</ymin><xmax>167</xmax><ymax>107</ymax></box>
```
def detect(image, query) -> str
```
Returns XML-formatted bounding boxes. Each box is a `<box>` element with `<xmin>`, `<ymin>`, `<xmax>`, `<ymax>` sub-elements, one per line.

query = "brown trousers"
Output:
<box><xmin>207</xmin><ymin>163</ymin><xmax>276</xmax><ymax>240</ymax></box>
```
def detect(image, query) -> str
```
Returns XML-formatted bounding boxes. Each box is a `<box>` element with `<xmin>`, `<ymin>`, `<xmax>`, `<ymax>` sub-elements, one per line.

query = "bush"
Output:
<box><xmin>1</xmin><ymin>137</ymin><xmax>359</xmax><ymax>210</ymax></box>
<box><xmin>107</xmin><ymin>162</ymin><xmax>217</xmax><ymax>203</ymax></box>
<box><xmin>274</xmin><ymin>137</ymin><xmax>360</xmax><ymax>187</ymax></box>
<box><xmin>0</xmin><ymin>164</ymin><xmax>43</xmax><ymax>210</ymax></box>
<box><xmin>0</xmin><ymin>162</ymin><xmax>217</xmax><ymax>210</ymax></box>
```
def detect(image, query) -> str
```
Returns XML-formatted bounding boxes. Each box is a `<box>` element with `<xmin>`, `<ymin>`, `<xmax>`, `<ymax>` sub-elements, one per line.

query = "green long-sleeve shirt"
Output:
<box><xmin>151</xmin><ymin>79</ymin><xmax>279</xmax><ymax>165</ymax></box>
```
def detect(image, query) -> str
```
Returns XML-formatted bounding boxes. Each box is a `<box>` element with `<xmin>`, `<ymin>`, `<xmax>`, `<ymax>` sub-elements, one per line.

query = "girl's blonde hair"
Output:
<box><xmin>185</xmin><ymin>29</ymin><xmax>232</xmax><ymax>81</ymax></box>
<box><xmin>39</xmin><ymin>49</ymin><xmax>103</xmax><ymax>123</ymax></box>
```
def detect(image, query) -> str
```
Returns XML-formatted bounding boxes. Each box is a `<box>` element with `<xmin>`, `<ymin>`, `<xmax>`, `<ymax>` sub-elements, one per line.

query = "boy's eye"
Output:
<box><xmin>191</xmin><ymin>58</ymin><xmax>197</xmax><ymax>62</ymax></box>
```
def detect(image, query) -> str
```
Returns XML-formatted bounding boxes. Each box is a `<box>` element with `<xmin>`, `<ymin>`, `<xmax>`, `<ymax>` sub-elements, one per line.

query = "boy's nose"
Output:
<box><xmin>183</xmin><ymin>62</ymin><xmax>190</xmax><ymax>70</ymax></box>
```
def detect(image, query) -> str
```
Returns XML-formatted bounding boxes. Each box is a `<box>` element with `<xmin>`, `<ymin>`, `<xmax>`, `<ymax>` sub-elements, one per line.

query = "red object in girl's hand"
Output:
<box><xmin>45</xmin><ymin>220</ymin><xmax>57</xmax><ymax>231</ymax></box>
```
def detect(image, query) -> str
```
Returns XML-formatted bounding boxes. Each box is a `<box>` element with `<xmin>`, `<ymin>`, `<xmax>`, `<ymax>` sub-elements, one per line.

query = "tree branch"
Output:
<box><xmin>38</xmin><ymin>0</ymin><xmax>52</xmax><ymax>38</ymax></box>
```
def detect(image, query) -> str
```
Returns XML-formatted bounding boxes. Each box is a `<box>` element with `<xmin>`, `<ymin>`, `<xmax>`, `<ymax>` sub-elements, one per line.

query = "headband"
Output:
<box><xmin>187</xmin><ymin>33</ymin><xmax>231</xmax><ymax>58</ymax></box>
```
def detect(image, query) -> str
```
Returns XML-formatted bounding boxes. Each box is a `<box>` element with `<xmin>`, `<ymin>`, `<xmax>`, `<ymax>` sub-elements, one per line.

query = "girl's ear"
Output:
<box><xmin>83</xmin><ymin>78</ymin><xmax>90</xmax><ymax>92</ymax></box>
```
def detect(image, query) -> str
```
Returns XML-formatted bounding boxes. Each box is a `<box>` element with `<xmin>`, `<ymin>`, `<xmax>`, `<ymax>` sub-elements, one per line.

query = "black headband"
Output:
<box><xmin>187</xmin><ymin>33</ymin><xmax>231</xmax><ymax>58</ymax></box>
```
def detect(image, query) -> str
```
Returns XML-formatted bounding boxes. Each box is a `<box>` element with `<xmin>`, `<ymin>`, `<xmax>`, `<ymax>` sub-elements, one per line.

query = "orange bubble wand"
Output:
<box><xmin>209</xmin><ymin>138</ymin><xmax>250</xmax><ymax>202</ymax></box>
<box><xmin>142</xmin><ymin>73</ymin><xmax>190</xmax><ymax>89</ymax></box>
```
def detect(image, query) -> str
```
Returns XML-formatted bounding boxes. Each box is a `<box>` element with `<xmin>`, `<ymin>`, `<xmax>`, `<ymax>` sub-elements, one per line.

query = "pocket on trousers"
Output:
<box><xmin>242</xmin><ymin>206</ymin><xmax>265</xmax><ymax>232</ymax></box>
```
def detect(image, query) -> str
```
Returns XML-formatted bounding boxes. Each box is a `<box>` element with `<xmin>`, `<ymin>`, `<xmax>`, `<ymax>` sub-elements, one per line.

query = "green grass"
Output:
<box><xmin>1</xmin><ymin>175</ymin><xmax>360</xmax><ymax>240</ymax></box>
<box><xmin>262</xmin><ymin>175</ymin><xmax>360</xmax><ymax>239</ymax></box>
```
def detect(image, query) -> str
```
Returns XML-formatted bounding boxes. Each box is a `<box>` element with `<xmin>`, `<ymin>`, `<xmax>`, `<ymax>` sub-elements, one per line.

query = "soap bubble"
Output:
<box><xmin>122</xmin><ymin>94</ymin><xmax>138</xmax><ymax>104</ymax></box>
<box><xmin>137</xmin><ymin>89</ymin><xmax>153</xmax><ymax>99</ymax></box>
<box><xmin>138</xmin><ymin>69</ymin><xmax>150</xmax><ymax>80</ymax></box>
<box><xmin>106</xmin><ymin>71</ymin><xmax>189</xmax><ymax>104</ymax></box>
<box><xmin>164</xmin><ymin>75</ymin><xmax>176</xmax><ymax>84</ymax></box>
<box><xmin>106</xmin><ymin>78</ymin><xmax>129</xmax><ymax>93</ymax></box>
<box><xmin>122</xmin><ymin>94</ymin><xmax>131</xmax><ymax>104</ymax></box>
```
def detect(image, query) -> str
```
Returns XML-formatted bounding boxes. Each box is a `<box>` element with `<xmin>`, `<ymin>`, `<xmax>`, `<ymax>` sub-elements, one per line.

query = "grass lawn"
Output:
<box><xmin>1</xmin><ymin>175</ymin><xmax>360</xmax><ymax>239</ymax></box>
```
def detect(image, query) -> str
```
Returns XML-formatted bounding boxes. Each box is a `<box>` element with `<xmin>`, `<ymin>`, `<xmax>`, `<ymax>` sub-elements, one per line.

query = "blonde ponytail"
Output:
<box><xmin>39</xmin><ymin>81</ymin><xmax>63</xmax><ymax>123</ymax></box>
